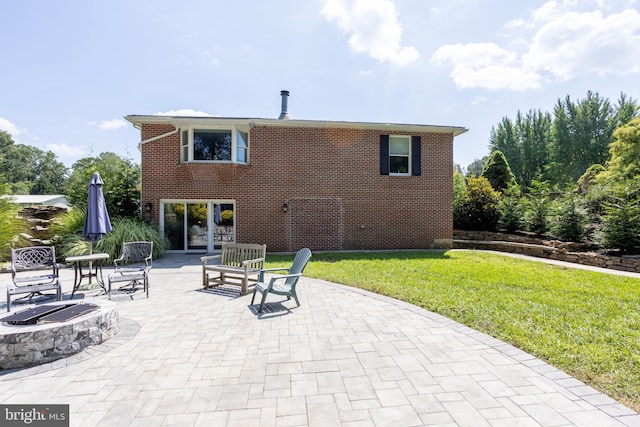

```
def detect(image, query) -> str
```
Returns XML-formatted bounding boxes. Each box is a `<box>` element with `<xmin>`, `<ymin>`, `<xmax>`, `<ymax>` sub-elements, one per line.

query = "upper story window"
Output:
<box><xmin>380</xmin><ymin>134</ymin><xmax>421</xmax><ymax>176</ymax></box>
<box><xmin>389</xmin><ymin>136</ymin><xmax>410</xmax><ymax>175</ymax></box>
<box><xmin>180</xmin><ymin>127</ymin><xmax>249</xmax><ymax>164</ymax></box>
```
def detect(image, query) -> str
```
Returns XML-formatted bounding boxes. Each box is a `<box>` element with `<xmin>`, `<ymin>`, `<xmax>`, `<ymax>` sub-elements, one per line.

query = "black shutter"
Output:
<box><xmin>411</xmin><ymin>136</ymin><xmax>421</xmax><ymax>176</ymax></box>
<box><xmin>380</xmin><ymin>135</ymin><xmax>389</xmax><ymax>175</ymax></box>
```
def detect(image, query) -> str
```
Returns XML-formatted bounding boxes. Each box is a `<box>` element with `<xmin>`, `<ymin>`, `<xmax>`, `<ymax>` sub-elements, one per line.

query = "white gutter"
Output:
<box><xmin>125</xmin><ymin>115</ymin><xmax>468</xmax><ymax>137</ymax></box>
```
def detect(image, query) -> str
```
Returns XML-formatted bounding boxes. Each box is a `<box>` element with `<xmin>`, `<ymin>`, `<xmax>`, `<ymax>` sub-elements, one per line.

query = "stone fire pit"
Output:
<box><xmin>0</xmin><ymin>300</ymin><xmax>118</xmax><ymax>370</ymax></box>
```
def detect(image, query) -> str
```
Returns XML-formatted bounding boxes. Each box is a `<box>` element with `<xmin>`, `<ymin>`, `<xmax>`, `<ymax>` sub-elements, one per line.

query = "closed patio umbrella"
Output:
<box><xmin>215</xmin><ymin>203</ymin><xmax>222</xmax><ymax>225</ymax></box>
<box><xmin>83</xmin><ymin>172</ymin><xmax>112</xmax><ymax>282</ymax></box>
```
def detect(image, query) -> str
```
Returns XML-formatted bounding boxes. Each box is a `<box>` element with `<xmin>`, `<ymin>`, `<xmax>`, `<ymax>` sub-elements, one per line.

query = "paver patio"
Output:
<box><xmin>1</xmin><ymin>252</ymin><xmax>639</xmax><ymax>427</ymax></box>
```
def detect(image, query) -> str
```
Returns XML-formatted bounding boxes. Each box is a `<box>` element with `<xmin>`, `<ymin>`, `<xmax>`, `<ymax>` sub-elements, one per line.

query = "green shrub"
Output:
<box><xmin>524</xmin><ymin>181</ymin><xmax>552</xmax><ymax>235</ymax></box>
<box><xmin>0</xmin><ymin>193</ymin><xmax>26</xmax><ymax>261</ymax></box>
<box><xmin>552</xmin><ymin>194</ymin><xmax>587</xmax><ymax>242</ymax></box>
<box><xmin>454</xmin><ymin>176</ymin><xmax>501</xmax><ymax>231</ymax></box>
<box><xmin>481</xmin><ymin>150</ymin><xmax>517</xmax><ymax>193</ymax></box>
<box><xmin>498</xmin><ymin>184</ymin><xmax>523</xmax><ymax>232</ymax></box>
<box><xmin>598</xmin><ymin>188</ymin><xmax>640</xmax><ymax>253</ymax></box>
<box><xmin>56</xmin><ymin>215</ymin><xmax>168</xmax><ymax>261</ymax></box>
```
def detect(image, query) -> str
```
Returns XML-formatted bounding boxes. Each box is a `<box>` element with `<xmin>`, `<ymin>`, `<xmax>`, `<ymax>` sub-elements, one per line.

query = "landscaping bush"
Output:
<box><xmin>524</xmin><ymin>181</ymin><xmax>552</xmax><ymax>235</ymax></box>
<box><xmin>454</xmin><ymin>176</ymin><xmax>501</xmax><ymax>231</ymax></box>
<box><xmin>552</xmin><ymin>194</ymin><xmax>587</xmax><ymax>242</ymax></box>
<box><xmin>498</xmin><ymin>184</ymin><xmax>523</xmax><ymax>232</ymax></box>
<box><xmin>597</xmin><ymin>187</ymin><xmax>640</xmax><ymax>253</ymax></box>
<box><xmin>481</xmin><ymin>150</ymin><xmax>517</xmax><ymax>193</ymax></box>
<box><xmin>55</xmin><ymin>214</ymin><xmax>168</xmax><ymax>261</ymax></box>
<box><xmin>0</xmin><ymin>181</ymin><xmax>26</xmax><ymax>261</ymax></box>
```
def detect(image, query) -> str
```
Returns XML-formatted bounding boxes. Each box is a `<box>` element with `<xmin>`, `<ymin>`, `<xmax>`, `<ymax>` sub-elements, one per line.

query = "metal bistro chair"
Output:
<box><xmin>8</xmin><ymin>246</ymin><xmax>62</xmax><ymax>312</ymax></box>
<box><xmin>107</xmin><ymin>241</ymin><xmax>153</xmax><ymax>300</ymax></box>
<box><xmin>251</xmin><ymin>248</ymin><xmax>312</xmax><ymax>313</ymax></box>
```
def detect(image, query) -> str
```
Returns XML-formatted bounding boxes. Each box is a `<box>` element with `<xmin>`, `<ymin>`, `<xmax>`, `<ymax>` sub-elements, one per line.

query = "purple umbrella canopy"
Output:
<box><xmin>83</xmin><ymin>172</ymin><xmax>112</xmax><ymax>253</ymax></box>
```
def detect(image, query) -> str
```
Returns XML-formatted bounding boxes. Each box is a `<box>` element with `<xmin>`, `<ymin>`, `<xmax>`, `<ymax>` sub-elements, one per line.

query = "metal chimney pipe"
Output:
<box><xmin>278</xmin><ymin>90</ymin><xmax>290</xmax><ymax>120</ymax></box>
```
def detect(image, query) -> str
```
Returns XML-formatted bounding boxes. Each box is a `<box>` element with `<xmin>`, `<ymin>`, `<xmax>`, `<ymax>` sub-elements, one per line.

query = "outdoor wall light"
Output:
<box><xmin>145</xmin><ymin>202</ymin><xmax>153</xmax><ymax>213</ymax></box>
<box><xmin>282</xmin><ymin>203</ymin><xmax>288</xmax><ymax>213</ymax></box>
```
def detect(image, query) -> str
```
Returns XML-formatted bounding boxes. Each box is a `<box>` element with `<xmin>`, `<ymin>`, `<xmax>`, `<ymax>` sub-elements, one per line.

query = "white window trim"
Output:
<box><xmin>181</xmin><ymin>126</ymin><xmax>249</xmax><ymax>164</ymax></box>
<box><xmin>389</xmin><ymin>135</ymin><xmax>412</xmax><ymax>176</ymax></box>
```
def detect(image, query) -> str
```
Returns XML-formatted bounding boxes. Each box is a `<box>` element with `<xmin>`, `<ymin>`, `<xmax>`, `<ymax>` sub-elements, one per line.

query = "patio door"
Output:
<box><xmin>161</xmin><ymin>200</ymin><xmax>235</xmax><ymax>252</ymax></box>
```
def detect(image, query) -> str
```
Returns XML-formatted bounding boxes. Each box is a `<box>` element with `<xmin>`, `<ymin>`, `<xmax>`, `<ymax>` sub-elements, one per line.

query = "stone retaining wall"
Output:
<box><xmin>453</xmin><ymin>230</ymin><xmax>640</xmax><ymax>274</ymax></box>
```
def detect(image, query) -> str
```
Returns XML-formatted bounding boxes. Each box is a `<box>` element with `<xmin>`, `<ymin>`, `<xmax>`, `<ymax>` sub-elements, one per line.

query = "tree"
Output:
<box><xmin>549</xmin><ymin>91</ymin><xmax>621</xmax><ymax>185</ymax></box>
<box><xmin>552</xmin><ymin>194</ymin><xmax>586</xmax><ymax>242</ymax></box>
<box><xmin>604</xmin><ymin>117</ymin><xmax>640</xmax><ymax>182</ymax></box>
<box><xmin>577</xmin><ymin>164</ymin><xmax>606</xmax><ymax>195</ymax></box>
<box><xmin>481</xmin><ymin>150</ymin><xmax>516</xmax><ymax>193</ymax></box>
<box><xmin>489</xmin><ymin>110</ymin><xmax>552</xmax><ymax>190</ymax></box>
<box><xmin>598</xmin><ymin>185</ymin><xmax>640</xmax><ymax>253</ymax></box>
<box><xmin>65</xmin><ymin>152</ymin><xmax>141</xmax><ymax>217</ymax></box>
<box><xmin>524</xmin><ymin>180</ymin><xmax>552</xmax><ymax>235</ymax></box>
<box><xmin>0</xmin><ymin>130</ymin><xmax>13</xmax><ymax>152</ymax></box>
<box><xmin>612</xmin><ymin>92</ymin><xmax>640</xmax><ymax>129</ymax></box>
<box><xmin>454</xmin><ymin>176</ymin><xmax>501</xmax><ymax>231</ymax></box>
<box><xmin>489</xmin><ymin>91</ymin><xmax>638</xmax><ymax>190</ymax></box>
<box><xmin>465</xmin><ymin>156</ymin><xmax>488</xmax><ymax>177</ymax></box>
<box><xmin>516</xmin><ymin>110</ymin><xmax>552</xmax><ymax>189</ymax></box>
<box><xmin>0</xmin><ymin>131</ymin><xmax>67</xmax><ymax>195</ymax></box>
<box><xmin>489</xmin><ymin>117</ymin><xmax>520</xmax><ymax>181</ymax></box>
<box><xmin>499</xmin><ymin>184</ymin><xmax>523</xmax><ymax>232</ymax></box>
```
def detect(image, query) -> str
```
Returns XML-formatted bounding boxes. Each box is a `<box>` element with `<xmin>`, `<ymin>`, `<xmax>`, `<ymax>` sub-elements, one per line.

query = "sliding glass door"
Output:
<box><xmin>161</xmin><ymin>200</ymin><xmax>235</xmax><ymax>252</ymax></box>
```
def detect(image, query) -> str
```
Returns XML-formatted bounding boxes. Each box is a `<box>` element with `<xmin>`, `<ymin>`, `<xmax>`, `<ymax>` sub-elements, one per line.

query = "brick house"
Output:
<box><xmin>125</xmin><ymin>91</ymin><xmax>467</xmax><ymax>253</ymax></box>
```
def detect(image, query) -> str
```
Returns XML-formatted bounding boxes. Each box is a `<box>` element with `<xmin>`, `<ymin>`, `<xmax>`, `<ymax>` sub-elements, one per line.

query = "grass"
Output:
<box><xmin>265</xmin><ymin>250</ymin><xmax>640</xmax><ymax>411</ymax></box>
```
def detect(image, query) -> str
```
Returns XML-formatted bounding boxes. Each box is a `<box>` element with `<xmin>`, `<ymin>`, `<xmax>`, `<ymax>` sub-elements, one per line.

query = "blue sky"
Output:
<box><xmin>1</xmin><ymin>0</ymin><xmax>639</xmax><ymax>170</ymax></box>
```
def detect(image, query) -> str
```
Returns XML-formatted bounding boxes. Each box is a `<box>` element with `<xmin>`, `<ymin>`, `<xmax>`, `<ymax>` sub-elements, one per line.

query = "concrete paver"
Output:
<box><xmin>0</xmin><ymin>252</ymin><xmax>639</xmax><ymax>427</ymax></box>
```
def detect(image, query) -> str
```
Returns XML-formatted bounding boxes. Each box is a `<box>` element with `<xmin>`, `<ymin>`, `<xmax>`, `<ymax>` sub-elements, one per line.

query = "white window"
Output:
<box><xmin>180</xmin><ymin>127</ymin><xmax>249</xmax><ymax>163</ymax></box>
<box><xmin>389</xmin><ymin>135</ymin><xmax>411</xmax><ymax>175</ymax></box>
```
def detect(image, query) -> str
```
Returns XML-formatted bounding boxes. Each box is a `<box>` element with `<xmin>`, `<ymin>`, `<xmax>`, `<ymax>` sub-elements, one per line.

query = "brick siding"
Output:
<box><xmin>140</xmin><ymin>123</ymin><xmax>453</xmax><ymax>252</ymax></box>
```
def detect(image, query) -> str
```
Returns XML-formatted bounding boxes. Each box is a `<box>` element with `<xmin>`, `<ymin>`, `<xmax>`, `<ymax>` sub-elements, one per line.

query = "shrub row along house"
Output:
<box><xmin>125</xmin><ymin>91</ymin><xmax>467</xmax><ymax>253</ymax></box>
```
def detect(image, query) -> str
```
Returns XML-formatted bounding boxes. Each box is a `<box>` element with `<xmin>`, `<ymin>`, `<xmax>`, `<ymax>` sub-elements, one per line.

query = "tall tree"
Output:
<box><xmin>489</xmin><ymin>118</ymin><xmax>519</xmax><ymax>180</ymax></box>
<box><xmin>613</xmin><ymin>92</ymin><xmax>640</xmax><ymax>129</ymax></box>
<box><xmin>550</xmin><ymin>91</ymin><xmax>616</xmax><ymax>185</ymax></box>
<box><xmin>65</xmin><ymin>152</ymin><xmax>141</xmax><ymax>217</ymax></box>
<box><xmin>517</xmin><ymin>110</ymin><xmax>552</xmax><ymax>188</ymax></box>
<box><xmin>489</xmin><ymin>110</ymin><xmax>552</xmax><ymax>190</ymax></box>
<box><xmin>0</xmin><ymin>131</ymin><xmax>67</xmax><ymax>195</ymax></box>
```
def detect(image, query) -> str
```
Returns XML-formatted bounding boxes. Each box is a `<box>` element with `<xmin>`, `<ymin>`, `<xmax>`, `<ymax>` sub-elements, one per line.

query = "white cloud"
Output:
<box><xmin>86</xmin><ymin>119</ymin><xmax>128</xmax><ymax>130</ymax></box>
<box><xmin>321</xmin><ymin>0</ymin><xmax>419</xmax><ymax>66</ymax></box>
<box><xmin>431</xmin><ymin>43</ymin><xmax>542</xmax><ymax>90</ymax></box>
<box><xmin>0</xmin><ymin>117</ymin><xmax>24</xmax><ymax>137</ymax></box>
<box><xmin>154</xmin><ymin>109</ymin><xmax>214</xmax><ymax>117</ymax></box>
<box><xmin>46</xmin><ymin>143</ymin><xmax>89</xmax><ymax>159</ymax></box>
<box><xmin>431</xmin><ymin>1</ymin><xmax>640</xmax><ymax>90</ymax></box>
<box><xmin>97</xmin><ymin>119</ymin><xmax>128</xmax><ymax>131</ymax></box>
<box><xmin>524</xmin><ymin>9</ymin><xmax>640</xmax><ymax>80</ymax></box>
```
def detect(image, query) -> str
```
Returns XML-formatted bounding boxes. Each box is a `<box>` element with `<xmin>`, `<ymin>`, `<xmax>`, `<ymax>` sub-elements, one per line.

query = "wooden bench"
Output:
<box><xmin>201</xmin><ymin>243</ymin><xmax>266</xmax><ymax>295</ymax></box>
<box><xmin>8</xmin><ymin>246</ymin><xmax>62</xmax><ymax>312</ymax></box>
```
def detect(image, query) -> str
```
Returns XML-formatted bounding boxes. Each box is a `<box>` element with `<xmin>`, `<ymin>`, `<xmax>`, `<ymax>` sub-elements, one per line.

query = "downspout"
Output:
<box><xmin>136</xmin><ymin>124</ymin><xmax>180</xmax><ymax>150</ymax></box>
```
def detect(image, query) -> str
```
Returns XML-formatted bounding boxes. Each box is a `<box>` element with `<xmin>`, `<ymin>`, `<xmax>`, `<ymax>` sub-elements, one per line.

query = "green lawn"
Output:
<box><xmin>266</xmin><ymin>250</ymin><xmax>640</xmax><ymax>411</ymax></box>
